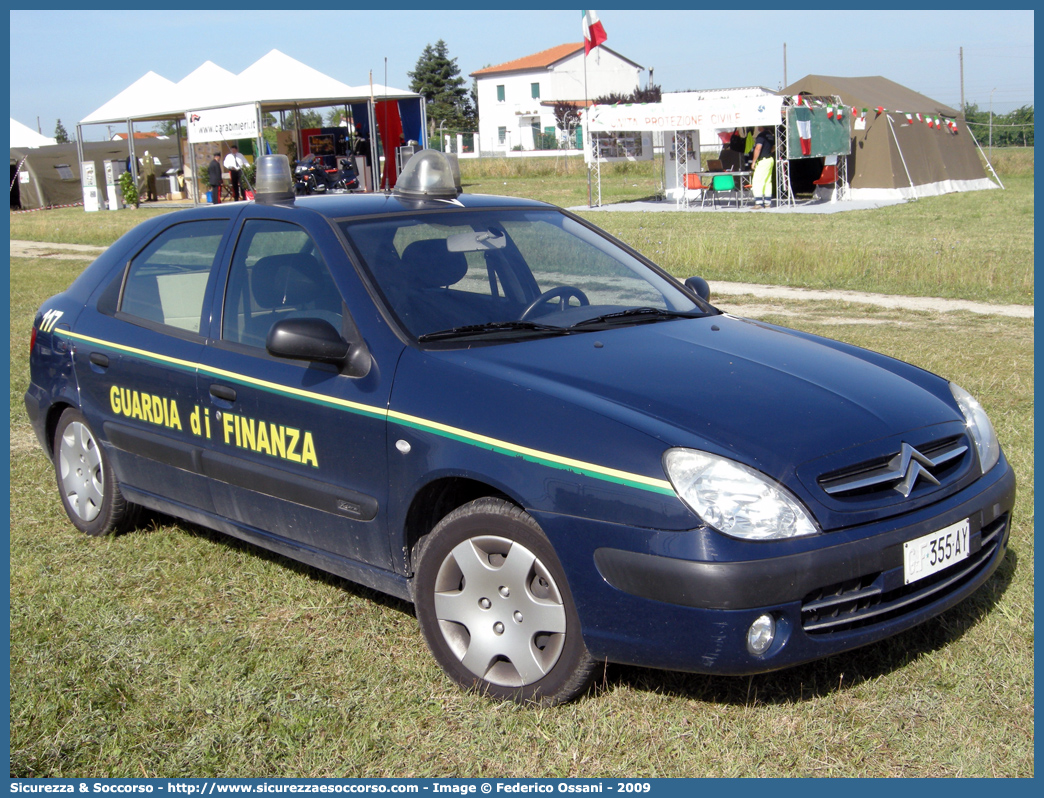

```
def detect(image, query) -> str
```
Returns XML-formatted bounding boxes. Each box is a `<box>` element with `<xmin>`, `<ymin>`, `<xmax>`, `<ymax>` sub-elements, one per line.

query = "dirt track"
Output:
<box><xmin>11</xmin><ymin>239</ymin><xmax>1033</xmax><ymax>319</ymax></box>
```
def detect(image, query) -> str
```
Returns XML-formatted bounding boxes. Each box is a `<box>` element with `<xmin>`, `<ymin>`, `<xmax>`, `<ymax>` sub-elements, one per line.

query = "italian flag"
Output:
<box><xmin>583</xmin><ymin>10</ymin><xmax>608</xmax><ymax>55</ymax></box>
<box><xmin>795</xmin><ymin>105</ymin><xmax>812</xmax><ymax>156</ymax></box>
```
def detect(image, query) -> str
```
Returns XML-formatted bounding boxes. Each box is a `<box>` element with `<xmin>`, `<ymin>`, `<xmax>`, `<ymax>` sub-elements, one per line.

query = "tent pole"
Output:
<box><xmin>367</xmin><ymin>100</ymin><xmax>379</xmax><ymax>192</ymax></box>
<box><xmin>966</xmin><ymin>123</ymin><xmax>1005</xmax><ymax>189</ymax></box>
<box><xmin>887</xmin><ymin>115</ymin><xmax>918</xmax><ymax>201</ymax></box>
<box><xmin>75</xmin><ymin>126</ymin><xmax>86</xmax><ymax>206</ymax></box>
<box><xmin>189</xmin><ymin>134</ymin><xmax>199</xmax><ymax>207</ymax></box>
<box><xmin>127</xmin><ymin>121</ymin><xmax>138</xmax><ymax>190</ymax></box>
<box><xmin>294</xmin><ymin>104</ymin><xmax>303</xmax><ymax>164</ymax></box>
<box><xmin>255</xmin><ymin>102</ymin><xmax>264</xmax><ymax>160</ymax></box>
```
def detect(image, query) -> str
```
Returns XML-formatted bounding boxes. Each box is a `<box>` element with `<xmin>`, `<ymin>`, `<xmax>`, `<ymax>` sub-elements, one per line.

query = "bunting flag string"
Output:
<box><xmin>787</xmin><ymin>97</ymin><xmax>960</xmax><ymax>134</ymax></box>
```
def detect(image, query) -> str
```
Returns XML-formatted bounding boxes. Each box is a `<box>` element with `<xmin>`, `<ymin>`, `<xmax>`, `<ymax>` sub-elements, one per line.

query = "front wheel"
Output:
<box><xmin>413</xmin><ymin>497</ymin><xmax>596</xmax><ymax>705</ymax></box>
<box><xmin>53</xmin><ymin>408</ymin><xmax>139</xmax><ymax>536</ymax></box>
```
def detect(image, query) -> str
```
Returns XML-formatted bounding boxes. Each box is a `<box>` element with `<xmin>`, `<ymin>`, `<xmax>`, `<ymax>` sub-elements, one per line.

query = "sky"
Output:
<box><xmin>9</xmin><ymin>8</ymin><xmax>1034</xmax><ymax>141</ymax></box>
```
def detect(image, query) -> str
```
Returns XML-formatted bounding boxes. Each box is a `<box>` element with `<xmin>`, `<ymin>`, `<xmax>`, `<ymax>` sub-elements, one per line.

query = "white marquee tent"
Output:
<box><xmin>582</xmin><ymin>92</ymin><xmax>785</xmax><ymax>205</ymax></box>
<box><xmin>11</xmin><ymin>117</ymin><xmax>58</xmax><ymax>148</ymax></box>
<box><xmin>76</xmin><ymin>49</ymin><xmax>426</xmax><ymax>202</ymax></box>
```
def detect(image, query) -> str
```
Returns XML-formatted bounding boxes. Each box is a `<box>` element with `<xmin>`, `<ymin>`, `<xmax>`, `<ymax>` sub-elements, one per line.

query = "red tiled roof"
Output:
<box><xmin>471</xmin><ymin>43</ymin><xmax>584</xmax><ymax>76</ymax></box>
<box><xmin>539</xmin><ymin>99</ymin><xmax>597</xmax><ymax>108</ymax></box>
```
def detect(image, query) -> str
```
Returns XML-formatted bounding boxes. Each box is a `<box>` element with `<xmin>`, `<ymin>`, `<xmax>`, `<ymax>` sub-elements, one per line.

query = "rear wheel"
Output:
<box><xmin>413</xmin><ymin>497</ymin><xmax>596</xmax><ymax>705</ymax></box>
<box><xmin>53</xmin><ymin>408</ymin><xmax>139</xmax><ymax>536</ymax></box>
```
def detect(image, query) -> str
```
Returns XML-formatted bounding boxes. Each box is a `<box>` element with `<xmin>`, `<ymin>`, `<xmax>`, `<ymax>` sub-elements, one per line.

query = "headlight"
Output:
<box><xmin>950</xmin><ymin>383</ymin><xmax>1000</xmax><ymax>474</ymax></box>
<box><xmin>663</xmin><ymin>448</ymin><xmax>818</xmax><ymax>540</ymax></box>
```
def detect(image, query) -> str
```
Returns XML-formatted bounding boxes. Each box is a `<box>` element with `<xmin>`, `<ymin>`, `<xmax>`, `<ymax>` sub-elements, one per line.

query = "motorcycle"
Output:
<box><xmin>293</xmin><ymin>155</ymin><xmax>360</xmax><ymax>195</ymax></box>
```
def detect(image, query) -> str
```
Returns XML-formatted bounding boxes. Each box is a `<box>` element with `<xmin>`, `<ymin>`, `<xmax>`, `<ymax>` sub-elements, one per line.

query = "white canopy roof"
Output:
<box><xmin>10</xmin><ymin>117</ymin><xmax>57</xmax><ymax>148</ymax></box>
<box><xmin>172</xmin><ymin>60</ymin><xmax>240</xmax><ymax>110</ymax></box>
<box><xmin>79</xmin><ymin>49</ymin><xmax>421</xmax><ymax>126</ymax></box>
<box><xmin>235</xmin><ymin>49</ymin><xmax>356</xmax><ymax>109</ymax></box>
<box><xmin>80</xmin><ymin>71</ymin><xmax>179</xmax><ymax>125</ymax></box>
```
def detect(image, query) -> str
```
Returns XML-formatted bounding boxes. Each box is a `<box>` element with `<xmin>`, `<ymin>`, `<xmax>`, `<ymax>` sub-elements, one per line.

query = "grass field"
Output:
<box><xmin>8</xmin><ymin>149</ymin><xmax>1034</xmax><ymax>778</ymax></box>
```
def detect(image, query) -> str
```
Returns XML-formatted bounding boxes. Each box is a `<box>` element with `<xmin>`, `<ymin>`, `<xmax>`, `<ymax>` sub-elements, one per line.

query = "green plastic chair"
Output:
<box><xmin>708</xmin><ymin>174</ymin><xmax>736</xmax><ymax>207</ymax></box>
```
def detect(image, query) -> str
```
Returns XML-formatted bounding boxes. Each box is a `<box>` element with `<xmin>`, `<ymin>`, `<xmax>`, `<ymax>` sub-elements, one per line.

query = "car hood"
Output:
<box><xmin>444</xmin><ymin>314</ymin><xmax>961</xmax><ymax>480</ymax></box>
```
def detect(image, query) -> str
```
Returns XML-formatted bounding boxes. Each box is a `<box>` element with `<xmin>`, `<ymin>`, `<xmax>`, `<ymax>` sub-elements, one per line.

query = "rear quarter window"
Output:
<box><xmin>119</xmin><ymin>220</ymin><xmax>226</xmax><ymax>333</ymax></box>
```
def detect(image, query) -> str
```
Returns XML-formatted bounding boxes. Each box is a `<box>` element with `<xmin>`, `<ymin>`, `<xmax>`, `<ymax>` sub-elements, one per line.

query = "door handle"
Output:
<box><xmin>89</xmin><ymin>352</ymin><xmax>109</xmax><ymax>367</ymax></box>
<box><xmin>209</xmin><ymin>384</ymin><xmax>237</xmax><ymax>402</ymax></box>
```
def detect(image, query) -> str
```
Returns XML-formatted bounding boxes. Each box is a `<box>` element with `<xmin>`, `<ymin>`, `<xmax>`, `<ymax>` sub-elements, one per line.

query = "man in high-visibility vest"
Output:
<box><xmin>750</xmin><ymin>127</ymin><xmax>775</xmax><ymax>208</ymax></box>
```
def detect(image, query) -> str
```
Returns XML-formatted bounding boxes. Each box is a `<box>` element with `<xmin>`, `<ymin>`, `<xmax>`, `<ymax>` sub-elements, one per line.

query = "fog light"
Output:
<box><xmin>747</xmin><ymin>614</ymin><xmax>775</xmax><ymax>655</ymax></box>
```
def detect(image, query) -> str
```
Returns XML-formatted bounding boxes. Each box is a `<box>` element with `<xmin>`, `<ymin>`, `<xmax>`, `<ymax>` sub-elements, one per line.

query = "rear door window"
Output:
<box><xmin>119</xmin><ymin>221</ymin><xmax>226</xmax><ymax>333</ymax></box>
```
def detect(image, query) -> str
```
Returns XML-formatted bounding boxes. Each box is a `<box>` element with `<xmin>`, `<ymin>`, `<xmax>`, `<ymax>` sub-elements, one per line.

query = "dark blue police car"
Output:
<box><xmin>25</xmin><ymin>151</ymin><xmax>1015</xmax><ymax>705</ymax></box>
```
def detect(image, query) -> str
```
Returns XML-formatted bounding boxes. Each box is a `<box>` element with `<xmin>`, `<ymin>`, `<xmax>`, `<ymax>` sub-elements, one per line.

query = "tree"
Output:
<box><xmin>592</xmin><ymin>84</ymin><xmax>661</xmax><ymax>106</ymax></box>
<box><xmin>154</xmin><ymin>119</ymin><xmax>187</xmax><ymax>137</ymax></box>
<box><xmin>552</xmin><ymin>101</ymin><xmax>581</xmax><ymax>143</ymax></box>
<box><xmin>408</xmin><ymin>40</ymin><xmax>476</xmax><ymax>137</ymax></box>
<box><xmin>54</xmin><ymin>119</ymin><xmax>69</xmax><ymax>144</ymax></box>
<box><xmin>297</xmin><ymin>109</ymin><xmax>324</xmax><ymax>128</ymax></box>
<box><xmin>962</xmin><ymin>102</ymin><xmax>1033</xmax><ymax>147</ymax></box>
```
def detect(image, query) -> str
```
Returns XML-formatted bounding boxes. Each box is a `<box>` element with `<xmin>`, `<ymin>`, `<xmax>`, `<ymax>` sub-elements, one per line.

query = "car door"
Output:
<box><xmin>195</xmin><ymin>214</ymin><xmax>395</xmax><ymax>570</ymax></box>
<box><xmin>72</xmin><ymin>218</ymin><xmax>232</xmax><ymax>514</ymax></box>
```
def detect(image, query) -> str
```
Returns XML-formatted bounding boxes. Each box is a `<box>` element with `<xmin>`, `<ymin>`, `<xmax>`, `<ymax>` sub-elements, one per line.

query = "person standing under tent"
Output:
<box><xmin>142</xmin><ymin>150</ymin><xmax>157</xmax><ymax>202</ymax></box>
<box><xmin>207</xmin><ymin>152</ymin><xmax>223</xmax><ymax>204</ymax></box>
<box><xmin>223</xmin><ymin>145</ymin><xmax>249</xmax><ymax>201</ymax></box>
<box><xmin>750</xmin><ymin>126</ymin><xmax>776</xmax><ymax>208</ymax></box>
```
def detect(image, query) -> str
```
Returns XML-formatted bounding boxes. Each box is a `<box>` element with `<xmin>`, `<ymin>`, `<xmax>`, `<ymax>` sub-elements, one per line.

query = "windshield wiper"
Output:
<box><xmin>567</xmin><ymin>307</ymin><xmax>703</xmax><ymax>330</ymax></box>
<box><xmin>417</xmin><ymin>320</ymin><xmax>572</xmax><ymax>342</ymax></box>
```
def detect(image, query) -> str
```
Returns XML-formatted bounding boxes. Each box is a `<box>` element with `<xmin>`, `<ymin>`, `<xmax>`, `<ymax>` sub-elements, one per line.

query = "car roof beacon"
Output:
<box><xmin>393</xmin><ymin>150</ymin><xmax>462</xmax><ymax>200</ymax></box>
<box><xmin>253</xmin><ymin>154</ymin><xmax>296</xmax><ymax>205</ymax></box>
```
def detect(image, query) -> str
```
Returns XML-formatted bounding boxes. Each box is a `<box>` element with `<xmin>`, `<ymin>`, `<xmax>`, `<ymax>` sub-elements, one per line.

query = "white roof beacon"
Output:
<box><xmin>253</xmin><ymin>154</ymin><xmax>295</xmax><ymax>205</ymax></box>
<box><xmin>393</xmin><ymin>150</ymin><xmax>462</xmax><ymax>200</ymax></box>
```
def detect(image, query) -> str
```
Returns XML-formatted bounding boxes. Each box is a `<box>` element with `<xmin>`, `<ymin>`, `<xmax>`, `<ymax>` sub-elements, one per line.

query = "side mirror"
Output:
<box><xmin>266</xmin><ymin>317</ymin><xmax>371</xmax><ymax>377</ymax></box>
<box><xmin>685</xmin><ymin>276</ymin><xmax>711</xmax><ymax>302</ymax></box>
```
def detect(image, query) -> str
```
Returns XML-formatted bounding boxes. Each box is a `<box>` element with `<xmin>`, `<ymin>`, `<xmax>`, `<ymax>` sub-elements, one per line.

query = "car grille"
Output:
<box><xmin>818</xmin><ymin>436</ymin><xmax>969</xmax><ymax>500</ymax></box>
<box><xmin>800</xmin><ymin>514</ymin><xmax>1008</xmax><ymax>635</ymax></box>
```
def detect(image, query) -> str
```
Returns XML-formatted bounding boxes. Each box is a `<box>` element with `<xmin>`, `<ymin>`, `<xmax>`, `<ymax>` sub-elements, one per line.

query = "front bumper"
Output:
<box><xmin>533</xmin><ymin>458</ymin><xmax>1015</xmax><ymax>676</ymax></box>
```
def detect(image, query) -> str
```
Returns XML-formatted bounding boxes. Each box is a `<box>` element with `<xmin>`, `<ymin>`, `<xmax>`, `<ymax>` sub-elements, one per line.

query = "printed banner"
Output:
<box><xmin>187</xmin><ymin>104</ymin><xmax>258</xmax><ymax>143</ymax></box>
<box><xmin>585</xmin><ymin>97</ymin><xmax>784</xmax><ymax>132</ymax></box>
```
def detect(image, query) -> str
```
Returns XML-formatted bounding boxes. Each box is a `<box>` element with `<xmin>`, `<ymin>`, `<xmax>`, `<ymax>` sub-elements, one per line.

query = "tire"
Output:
<box><xmin>413</xmin><ymin>497</ymin><xmax>597</xmax><ymax>705</ymax></box>
<box><xmin>53</xmin><ymin>408</ymin><xmax>139</xmax><ymax>536</ymax></box>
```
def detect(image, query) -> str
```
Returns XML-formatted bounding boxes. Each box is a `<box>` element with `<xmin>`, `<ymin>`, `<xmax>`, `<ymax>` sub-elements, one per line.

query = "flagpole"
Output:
<box><xmin>584</xmin><ymin>48</ymin><xmax>591</xmax><ymax>207</ymax></box>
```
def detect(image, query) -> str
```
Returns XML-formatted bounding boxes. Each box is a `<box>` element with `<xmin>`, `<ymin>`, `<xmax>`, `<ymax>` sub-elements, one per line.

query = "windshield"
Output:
<box><xmin>340</xmin><ymin>208</ymin><xmax>709</xmax><ymax>342</ymax></box>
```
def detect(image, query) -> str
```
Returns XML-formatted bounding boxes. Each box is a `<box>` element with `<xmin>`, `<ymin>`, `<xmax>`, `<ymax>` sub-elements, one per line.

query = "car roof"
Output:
<box><xmin>250</xmin><ymin>191</ymin><xmax>557</xmax><ymax>220</ymax></box>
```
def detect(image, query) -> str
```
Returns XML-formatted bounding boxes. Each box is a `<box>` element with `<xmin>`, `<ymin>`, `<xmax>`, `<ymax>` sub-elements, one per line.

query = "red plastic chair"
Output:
<box><xmin>685</xmin><ymin>173</ymin><xmax>713</xmax><ymax>207</ymax></box>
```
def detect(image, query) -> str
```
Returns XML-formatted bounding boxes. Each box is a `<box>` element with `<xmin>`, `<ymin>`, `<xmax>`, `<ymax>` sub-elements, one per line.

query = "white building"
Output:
<box><xmin>471</xmin><ymin>42</ymin><xmax>643</xmax><ymax>154</ymax></box>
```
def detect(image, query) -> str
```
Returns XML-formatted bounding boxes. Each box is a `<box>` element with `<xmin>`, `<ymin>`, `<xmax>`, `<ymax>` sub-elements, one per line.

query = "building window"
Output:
<box><xmin>496</xmin><ymin>85</ymin><xmax>505</xmax><ymax>102</ymax></box>
<box><xmin>498</xmin><ymin>127</ymin><xmax>507</xmax><ymax>145</ymax></box>
<box><xmin>531</xmin><ymin>83</ymin><xmax>540</xmax><ymax>99</ymax></box>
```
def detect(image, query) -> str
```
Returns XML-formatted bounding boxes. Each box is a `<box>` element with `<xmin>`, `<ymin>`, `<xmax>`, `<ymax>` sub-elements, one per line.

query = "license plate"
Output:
<box><xmin>903</xmin><ymin>518</ymin><xmax>970</xmax><ymax>585</ymax></box>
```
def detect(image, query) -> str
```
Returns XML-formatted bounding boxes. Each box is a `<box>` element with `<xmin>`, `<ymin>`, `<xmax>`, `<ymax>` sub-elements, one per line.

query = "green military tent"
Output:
<box><xmin>11</xmin><ymin>138</ymin><xmax>180</xmax><ymax>210</ymax></box>
<box><xmin>781</xmin><ymin>75</ymin><xmax>997</xmax><ymax>200</ymax></box>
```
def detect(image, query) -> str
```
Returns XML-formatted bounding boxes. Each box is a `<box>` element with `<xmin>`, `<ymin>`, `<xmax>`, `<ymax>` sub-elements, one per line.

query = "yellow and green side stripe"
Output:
<box><xmin>61</xmin><ymin>330</ymin><xmax>677</xmax><ymax>497</ymax></box>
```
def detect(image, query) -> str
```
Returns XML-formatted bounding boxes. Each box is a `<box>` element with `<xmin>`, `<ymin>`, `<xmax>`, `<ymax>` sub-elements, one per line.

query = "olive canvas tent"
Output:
<box><xmin>11</xmin><ymin>138</ymin><xmax>180</xmax><ymax>210</ymax></box>
<box><xmin>781</xmin><ymin>75</ymin><xmax>997</xmax><ymax>200</ymax></box>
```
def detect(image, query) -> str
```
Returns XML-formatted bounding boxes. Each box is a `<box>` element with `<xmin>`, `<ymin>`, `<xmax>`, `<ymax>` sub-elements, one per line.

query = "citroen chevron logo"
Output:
<box><xmin>891</xmin><ymin>443</ymin><xmax>941</xmax><ymax>497</ymax></box>
<box><xmin>821</xmin><ymin>440</ymin><xmax>967</xmax><ymax>498</ymax></box>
